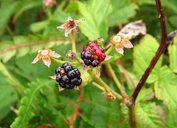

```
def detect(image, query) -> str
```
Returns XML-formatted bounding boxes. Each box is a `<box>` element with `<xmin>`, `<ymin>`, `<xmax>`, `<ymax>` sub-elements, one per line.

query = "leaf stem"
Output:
<box><xmin>105</xmin><ymin>45</ymin><xmax>113</xmax><ymax>55</ymax></box>
<box><xmin>52</xmin><ymin>58</ymin><xmax>66</xmax><ymax>64</ymax></box>
<box><xmin>88</xmin><ymin>70</ymin><xmax>122</xmax><ymax>100</ymax></box>
<box><xmin>131</xmin><ymin>0</ymin><xmax>167</xmax><ymax>102</ymax></box>
<box><xmin>105</xmin><ymin>64</ymin><xmax>127</xmax><ymax>97</ymax></box>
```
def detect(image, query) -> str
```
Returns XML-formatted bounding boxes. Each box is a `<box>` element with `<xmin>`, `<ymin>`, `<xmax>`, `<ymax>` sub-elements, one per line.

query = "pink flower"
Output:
<box><xmin>32</xmin><ymin>49</ymin><xmax>61</xmax><ymax>67</ymax></box>
<box><xmin>44</xmin><ymin>0</ymin><xmax>57</xmax><ymax>7</ymax></box>
<box><xmin>57</xmin><ymin>17</ymin><xmax>80</xmax><ymax>37</ymax></box>
<box><xmin>110</xmin><ymin>34</ymin><xmax>133</xmax><ymax>54</ymax></box>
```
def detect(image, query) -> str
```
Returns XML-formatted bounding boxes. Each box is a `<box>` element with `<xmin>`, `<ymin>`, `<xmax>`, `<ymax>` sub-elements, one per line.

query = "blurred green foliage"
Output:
<box><xmin>0</xmin><ymin>0</ymin><xmax>177</xmax><ymax>128</ymax></box>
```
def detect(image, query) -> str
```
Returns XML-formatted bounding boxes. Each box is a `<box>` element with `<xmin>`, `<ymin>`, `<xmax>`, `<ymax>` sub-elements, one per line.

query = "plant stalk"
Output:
<box><xmin>88</xmin><ymin>70</ymin><xmax>122</xmax><ymax>100</ymax></box>
<box><xmin>128</xmin><ymin>1</ymin><xmax>167</xmax><ymax>128</ymax></box>
<box><xmin>128</xmin><ymin>104</ymin><xmax>137</xmax><ymax>128</ymax></box>
<box><xmin>71</xmin><ymin>31</ymin><xmax>77</xmax><ymax>53</ymax></box>
<box><xmin>131</xmin><ymin>0</ymin><xmax>167</xmax><ymax>102</ymax></box>
<box><xmin>105</xmin><ymin>64</ymin><xmax>127</xmax><ymax>97</ymax></box>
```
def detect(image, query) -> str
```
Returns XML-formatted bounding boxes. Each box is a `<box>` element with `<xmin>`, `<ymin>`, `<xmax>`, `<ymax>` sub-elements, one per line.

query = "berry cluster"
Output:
<box><xmin>55</xmin><ymin>63</ymin><xmax>82</xmax><ymax>89</ymax></box>
<box><xmin>81</xmin><ymin>41</ymin><xmax>106</xmax><ymax>67</ymax></box>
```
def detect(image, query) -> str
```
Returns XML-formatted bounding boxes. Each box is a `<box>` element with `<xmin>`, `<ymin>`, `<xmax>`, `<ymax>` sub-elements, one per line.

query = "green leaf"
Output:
<box><xmin>13</xmin><ymin>0</ymin><xmax>41</xmax><ymax>23</ymax></box>
<box><xmin>133</xmin><ymin>34</ymin><xmax>162</xmax><ymax>83</ymax></box>
<box><xmin>30</xmin><ymin>21</ymin><xmax>49</xmax><ymax>33</ymax></box>
<box><xmin>78</xmin><ymin>0</ymin><xmax>111</xmax><ymax>40</ymax></box>
<box><xmin>136</xmin><ymin>102</ymin><xmax>165</xmax><ymax>128</ymax></box>
<box><xmin>108</xmin><ymin>0</ymin><xmax>138</xmax><ymax>26</ymax></box>
<box><xmin>0</xmin><ymin>0</ymin><xmax>18</xmax><ymax>36</ymax></box>
<box><xmin>0</xmin><ymin>72</ymin><xmax>18</xmax><ymax>120</ymax></box>
<box><xmin>154</xmin><ymin>66</ymin><xmax>177</xmax><ymax>109</ymax></box>
<box><xmin>168</xmin><ymin>36</ymin><xmax>177</xmax><ymax>73</ymax></box>
<box><xmin>10</xmin><ymin>79</ymin><xmax>54</xmax><ymax>128</ymax></box>
<box><xmin>0</xmin><ymin>35</ymin><xmax>69</xmax><ymax>62</ymax></box>
<box><xmin>166</xmin><ymin>109</ymin><xmax>177</xmax><ymax>127</ymax></box>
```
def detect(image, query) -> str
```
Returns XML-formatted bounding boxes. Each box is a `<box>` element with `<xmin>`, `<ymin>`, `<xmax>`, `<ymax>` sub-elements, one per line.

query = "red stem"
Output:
<box><xmin>131</xmin><ymin>0</ymin><xmax>167</xmax><ymax>102</ymax></box>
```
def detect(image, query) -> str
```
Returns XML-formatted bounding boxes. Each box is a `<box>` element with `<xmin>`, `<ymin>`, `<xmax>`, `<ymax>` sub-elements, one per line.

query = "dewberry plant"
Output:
<box><xmin>0</xmin><ymin>0</ymin><xmax>177</xmax><ymax>128</ymax></box>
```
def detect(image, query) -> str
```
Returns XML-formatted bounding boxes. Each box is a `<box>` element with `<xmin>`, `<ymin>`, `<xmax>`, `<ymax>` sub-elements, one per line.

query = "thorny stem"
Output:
<box><xmin>71</xmin><ymin>31</ymin><xmax>77</xmax><ymax>53</ymax></box>
<box><xmin>105</xmin><ymin>64</ymin><xmax>128</xmax><ymax>97</ymax></box>
<box><xmin>131</xmin><ymin>0</ymin><xmax>167</xmax><ymax>103</ymax></box>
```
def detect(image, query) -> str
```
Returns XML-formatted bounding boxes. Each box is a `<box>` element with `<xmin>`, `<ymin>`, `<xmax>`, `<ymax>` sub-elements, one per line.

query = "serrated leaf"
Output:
<box><xmin>133</xmin><ymin>34</ymin><xmax>162</xmax><ymax>83</ymax></box>
<box><xmin>154</xmin><ymin>66</ymin><xmax>177</xmax><ymax>109</ymax></box>
<box><xmin>166</xmin><ymin>109</ymin><xmax>177</xmax><ymax>127</ymax></box>
<box><xmin>0</xmin><ymin>0</ymin><xmax>18</xmax><ymax>36</ymax></box>
<box><xmin>78</xmin><ymin>0</ymin><xmax>111</xmax><ymax>40</ymax></box>
<box><xmin>10</xmin><ymin>80</ymin><xmax>55</xmax><ymax>128</ymax></box>
<box><xmin>136</xmin><ymin>103</ymin><xmax>165</xmax><ymax>128</ymax></box>
<box><xmin>108</xmin><ymin>0</ymin><xmax>138</xmax><ymax>26</ymax></box>
<box><xmin>168</xmin><ymin>36</ymin><xmax>177</xmax><ymax>73</ymax></box>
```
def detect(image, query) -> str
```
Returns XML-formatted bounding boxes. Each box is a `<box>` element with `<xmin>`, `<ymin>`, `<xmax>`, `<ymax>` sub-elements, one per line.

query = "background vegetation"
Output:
<box><xmin>0</xmin><ymin>0</ymin><xmax>177</xmax><ymax>128</ymax></box>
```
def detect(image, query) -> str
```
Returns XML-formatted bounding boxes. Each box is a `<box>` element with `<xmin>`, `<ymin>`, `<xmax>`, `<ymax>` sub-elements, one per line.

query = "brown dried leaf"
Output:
<box><xmin>118</xmin><ymin>20</ymin><xmax>146</xmax><ymax>39</ymax></box>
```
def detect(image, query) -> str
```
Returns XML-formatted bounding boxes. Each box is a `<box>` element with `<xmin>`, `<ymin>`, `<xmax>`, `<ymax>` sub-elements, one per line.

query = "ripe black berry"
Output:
<box><xmin>68</xmin><ymin>70</ymin><xmax>77</xmax><ymax>79</ymax></box>
<box><xmin>61</xmin><ymin>75</ymin><xmax>70</xmax><ymax>83</ymax></box>
<box><xmin>55</xmin><ymin>66</ymin><xmax>62</xmax><ymax>74</ymax></box>
<box><xmin>64</xmin><ymin>65</ymin><xmax>73</xmax><ymax>72</ymax></box>
<box><xmin>83</xmin><ymin>59</ymin><xmax>92</xmax><ymax>66</ymax></box>
<box><xmin>74</xmin><ymin>69</ymin><xmax>80</xmax><ymax>77</ymax></box>
<box><xmin>91</xmin><ymin>60</ymin><xmax>99</xmax><ymax>67</ymax></box>
<box><xmin>75</xmin><ymin>79</ymin><xmax>82</xmax><ymax>86</ymax></box>
<box><xmin>63</xmin><ymin>62</ymin><xmax>70</xmax><ymax>68</ymax></box>
<box><xmin>55</xmin><ymin>62</ymin><xmax>82</xmax><ymax>89</ymax></box>
<box><xmin>81</xmin><ymin>40</ymin><xmax>106</xmax><ymax>67</ymax></box>
<box><xmin>84</xmin><ymin>51</ymin><xmax>92</xmax><ymax>59</ymax></box>
<box><xmin>71</xmin><ymin>78</ymin><xmax>78</xmax><ymax>84</ymax></box>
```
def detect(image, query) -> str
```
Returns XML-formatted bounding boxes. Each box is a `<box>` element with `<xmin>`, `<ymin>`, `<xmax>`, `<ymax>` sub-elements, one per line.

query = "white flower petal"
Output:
<box><xmin>123</xmin><ymin>41</ymin><xmax>133</xmax><ymax>48</ymax></box>
<box><xmin>116</xmin><ymin>48</ymin><xmax>124</xmax><ymax>55</ymax></box>
<box><xmin>49</xmin><ymin>75</ymin><xmax>56</xmax><ymax>80</ymax></box>
<box><xmin>51</xmin><ymin>52</ymin><xmax>61</xmax><ymax>58</ymax></box>
<box><xmin>32</xmin><ymin>55</ymin><xmax>41</xmax><ymax>64</ymax></box>
<box><xmin>67</xmin><ymin>17</ymin><xmax>73</xmax><ymax>22</ymax></box>
<box><xmin>56</xmin><ymin>24</ymin><xmax>65</xmax><ymax>29</ymax></box>
<box><xmin>105</xmin><ymin>55</ymin><xmax>113</xmax><ymax>61</ymax></box>
<box><xmin>64</xmin><ymin>28</ymin><xmax>72</xmax><ymax>37</ymax></box>
<box><xmin>42</xmin><ymin>58</ymin><xmax>51</xmax><ymax>67</ymax></box>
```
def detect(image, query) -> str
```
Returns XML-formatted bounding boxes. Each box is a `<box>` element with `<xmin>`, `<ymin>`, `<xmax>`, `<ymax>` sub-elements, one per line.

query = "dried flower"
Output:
<box><xmin>66</xmin><ymin>50</ymin><xmax>76</xmax><ymax>60</ymax></box>
<box><xmin>104</xmin><ymin>92</ymin><xmax>116</xmax><ymax>101</ymax></box>
<box><xmin>110</xmin><ymin>34</ymin><xmax>133</xmax><ymax>54</ymax></box>
<box><xmin>32</xmin><ymin>49</ymin><xmax>61</xmax><ymax>67</ymax></box>
<box><xmin>44</xmin><ymin>0</ymin><xmax>57</xmax><ymax>7</ymax></box>
<box><xmin>57</xmin><ymin>17</ymin><xmax>80</xmax><ymax>37</ymax></box>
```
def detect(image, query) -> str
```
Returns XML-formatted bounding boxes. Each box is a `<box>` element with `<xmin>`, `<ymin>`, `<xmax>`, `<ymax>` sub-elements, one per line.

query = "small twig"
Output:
<box><xmin>131</xmin><ymin>0</ymin><xmax>167</xmax><ymax>102</ymax></box>
<box><xmin>0</xmin><ymin>38</ymin><xmax>69</xmax><ymax>55</ymax></box>
<box><xmin>67</xmin><ymin>85</ymin><xmax>90</xmax><ymax>128</ymax></box>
